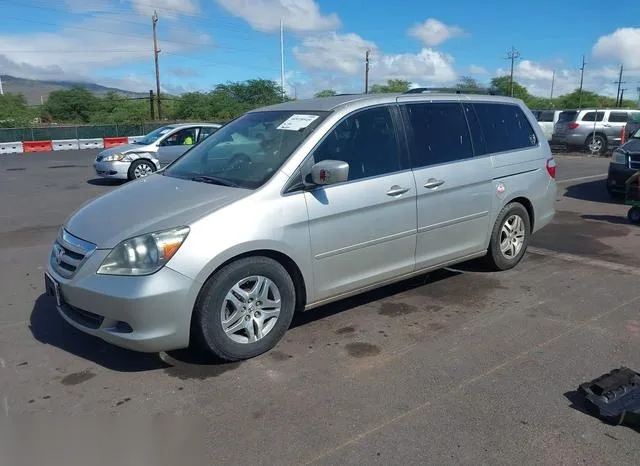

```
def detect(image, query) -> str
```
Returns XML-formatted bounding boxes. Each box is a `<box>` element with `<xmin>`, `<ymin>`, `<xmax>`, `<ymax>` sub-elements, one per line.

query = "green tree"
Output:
<box><xmin>490</xmin><ymin>76</ymin><xmax>530</xmax><ymax>101</ymax></box>
<box><xmin>314</xmin><ymin>89</ymin><xmax>337</xmax><ymax>98</ymax></box>
<box><xmin>0</xmin><ymin>93</ymin><xmax>35</xmax><ymax>127</ymax></box>
<box><xmin>44</xmin><ymin>86</ymin><xmax>100</xmax><ymax>123</ymax></box>
<box><xmin>456</xmin><ymin>76</ymin><xmax>480</xmax><ymax>89</ymax></box>
<box><xmin>370</xmin><ymin>79</ymin><xmax>411</xmax><ymax>93</ymax></box>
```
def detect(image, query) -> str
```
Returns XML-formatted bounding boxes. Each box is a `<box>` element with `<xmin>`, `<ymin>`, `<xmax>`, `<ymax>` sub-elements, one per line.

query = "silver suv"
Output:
<box><xmin>552</xmin><ymin>108</ymin><xmax>640</xmax><ymax>155</ymax></box>
<box><xmin>45</xmin><ymin>91</ymin><xmax>557</xmax><ymax>362</ymax></box>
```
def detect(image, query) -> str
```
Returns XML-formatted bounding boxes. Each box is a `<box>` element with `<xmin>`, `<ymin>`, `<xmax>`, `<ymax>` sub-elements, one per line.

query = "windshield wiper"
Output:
<box><xmin>190</xmin><ymin>175</ymin><xmax>240</xmax><ymax>188</ymax></box>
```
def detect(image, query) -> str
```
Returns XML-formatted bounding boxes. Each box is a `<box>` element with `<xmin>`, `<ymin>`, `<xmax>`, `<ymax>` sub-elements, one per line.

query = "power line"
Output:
<box><xmin>505</xmin><ymin>46</ymin><xmax>520</xmax><ymax>97</ymax></box>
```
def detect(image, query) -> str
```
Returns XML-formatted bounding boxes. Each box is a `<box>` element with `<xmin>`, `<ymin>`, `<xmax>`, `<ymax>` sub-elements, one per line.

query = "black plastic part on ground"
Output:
<box><xmin>577</xmin><ymin>367</ymin><xmax>640</xmax><ymax>428</ymax></box>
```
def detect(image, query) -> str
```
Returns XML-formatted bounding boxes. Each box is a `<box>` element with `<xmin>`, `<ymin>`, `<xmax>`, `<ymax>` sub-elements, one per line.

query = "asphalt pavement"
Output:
<box><xmin>0</xmin><ymin>150</ymin><xmax>639</xmax><ymax>465</ymax></box>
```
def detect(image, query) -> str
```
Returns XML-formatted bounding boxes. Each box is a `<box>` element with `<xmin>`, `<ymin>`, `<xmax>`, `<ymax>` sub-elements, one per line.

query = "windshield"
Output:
<box><xmin>163</xmin><ymin>110</ymin><xmax>329</xmax><ymax>189</ymax></box>
<box><xmin>135</xmin><ymin>126</ymin><xmax>175</xmax><ymax>145</ymax></box>
<box><xmin>633</xmin><ymin>128</ymin><xmax>640</xmax><ymax>139</ymax></box>
<box><xmin>558</xmin><ymin>111</ymin><xmax>578</xmax><ymax>122</ymax></box>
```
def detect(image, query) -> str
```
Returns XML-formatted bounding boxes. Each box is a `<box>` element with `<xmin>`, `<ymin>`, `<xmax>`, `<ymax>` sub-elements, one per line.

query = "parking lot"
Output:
<box><xmin>1</xmin><ymin>150</ymin><xmax>639</xmax><ymax>464</ymax></box>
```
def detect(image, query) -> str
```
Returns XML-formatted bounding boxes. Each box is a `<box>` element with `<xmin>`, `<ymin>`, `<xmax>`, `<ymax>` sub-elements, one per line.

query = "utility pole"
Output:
<box><xmin>152</xmin><ymin>10</ymin><xmax>162</xmax><ymax>120</ymax></box>
<box><xmin>280</xmin><ymin>18</ymin><xmax>285</xmax><ymax>102</ymax></box>
<box><xmin>578</xmin><ymin>55</ymin><xmax>586</xmax><ymax>109</ymax></box>
<box><xmin>505</xmin><ymin>46</ymin><xmax>520</xmax><ymax>97</ymax></box>
<box><xmin>364</xmin><ymin>49</ymin><xmax>370</xmax><ymax>94</ymax></box>
<box><xmin>618</xmin><ymin>88</ymin><xmax>625</xmax><ymax>107</ymax></box>
<box><xmin>149</xmin><ymin>90</ymin><xmax>155</xmax><ymax>120</ymax></box>
<box><xmin>550</xmin><ymin>69</ymin><xmax>555</xmax><ymax>101</ymax></box>
<box><xmin>614</xmin><ymin>64</ymin><xmax>625</xmax><ymax>108</ymax></box>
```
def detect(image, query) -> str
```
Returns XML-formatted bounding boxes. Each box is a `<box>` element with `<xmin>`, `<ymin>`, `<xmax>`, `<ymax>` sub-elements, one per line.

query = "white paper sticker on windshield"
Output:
<box><xmin>277</xmin><ymin>114</ymin><xmax>319</xmax><ymax>131</ymax></box>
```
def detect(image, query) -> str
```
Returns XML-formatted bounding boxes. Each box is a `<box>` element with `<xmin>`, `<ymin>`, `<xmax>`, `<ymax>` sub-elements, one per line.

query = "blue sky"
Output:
<box><xmin>1</xmin><ymin>0</ymin><xmax>640</xmax><ymax>99</ymax></box>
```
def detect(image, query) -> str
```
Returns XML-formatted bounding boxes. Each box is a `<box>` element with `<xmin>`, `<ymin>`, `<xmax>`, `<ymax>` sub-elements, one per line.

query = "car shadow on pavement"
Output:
<box><xmin>581</xmin><ymin>214</ymin><xmax>631</xmax><ymax>226</ymax></box>
<box><xmin>29</xmin><ymin>294</ymin><xmax>170</xmax><ymax>372</ymax></box>
<box><xmin>563</xmin><ymin>179</ymin><xmax>623</xmax><ymax>205</ymax></box>
<box><xmin>86</xmin><ymin>178</ymin><xmax>125</xmax><ymax>187</ymax></box>
<box><xmin>290</xmin><ymin>268</ymin><xmax>462</xmax><ymax>329</ymax></box>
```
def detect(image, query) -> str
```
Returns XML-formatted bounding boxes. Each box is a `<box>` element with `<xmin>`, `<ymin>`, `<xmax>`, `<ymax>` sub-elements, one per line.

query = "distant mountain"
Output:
<box><xmin>0</xmin><ymin>75</ymin><xmax>148</xmax><ymax>105</ymax></box>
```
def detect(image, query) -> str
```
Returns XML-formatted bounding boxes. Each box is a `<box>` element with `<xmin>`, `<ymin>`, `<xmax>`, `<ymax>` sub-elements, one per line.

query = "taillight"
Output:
<box><xmin>546</xmin><ymin>158</ymin><xmax>556</xmax><ymax>179</ymax></box>
<box><xmin>568</xmin><ymin>122</ymin><xmax>580</xmax><ymax>130</ymax></box>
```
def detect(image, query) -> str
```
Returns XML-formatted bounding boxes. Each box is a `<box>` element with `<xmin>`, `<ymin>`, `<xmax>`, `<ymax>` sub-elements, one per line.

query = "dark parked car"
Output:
<box><xmin>607</xmin><ymin>126</ymin><xmax>640</xmax><ymax>196</ymax></box>
<box><xmin>624</xmin><ymin>114</ymin><xmax>640</xmax><ymax>142</ymax></box>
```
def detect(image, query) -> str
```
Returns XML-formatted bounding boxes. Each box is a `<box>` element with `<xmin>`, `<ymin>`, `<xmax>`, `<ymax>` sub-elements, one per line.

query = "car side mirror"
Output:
<box><xmin>310</xmin><ymin>160</ymin><xmax>349</xmax><ymax>186</ymax></box>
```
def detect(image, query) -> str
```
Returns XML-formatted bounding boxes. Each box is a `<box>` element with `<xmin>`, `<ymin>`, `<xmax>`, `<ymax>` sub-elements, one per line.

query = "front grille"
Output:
<box><xmin>61</xmin><ymin>304</ymin><xmax>104</xmax><ymax>330</ymax></box>
<box><xmin>50</xmin><ymin>229</ymin><xmax>96</xmax><ymax>279</ymax></box>
<box><xmin>630</xmin><ymin>155</ymin><xmax>640</xmax><ymax>170</ymax></box>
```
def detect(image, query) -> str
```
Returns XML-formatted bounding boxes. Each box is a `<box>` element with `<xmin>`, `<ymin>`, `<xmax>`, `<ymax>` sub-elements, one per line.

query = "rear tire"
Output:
<box><xmin>585</xmin><ymin>134</ymin><xmax>607</xmax><ymax>156</ymax></box>
<box><xmin>191</xmin><ymin>257</ymin><xmax>296</xmax><ymax>362</ymax></box>
<box><xmin>485</xmin><ymin>202</ymin><xmax>531</xmax><ymax>271</ymax></box>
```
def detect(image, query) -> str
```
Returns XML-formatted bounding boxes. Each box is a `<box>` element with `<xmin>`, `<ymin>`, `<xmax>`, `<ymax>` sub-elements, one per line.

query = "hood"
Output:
<box><xmin>97</xmin><ymin>143</ymin><xmax>154</xmax><ymax>158</ymax></box>
<box><xmin>619</xmin><ymin>138</ymin><xmax>640</xmax><ymax>155</ymax></box>
<box><xmin>64</xmin><ymin>174</ymin><xmax>252</xmax><ymax>248</ymax></box>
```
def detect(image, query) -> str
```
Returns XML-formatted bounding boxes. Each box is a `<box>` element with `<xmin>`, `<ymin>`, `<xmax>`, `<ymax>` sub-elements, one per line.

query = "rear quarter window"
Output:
<box><xmin>558</xmin><ymin>111</ymin><xmax>578</xmax><ymax>122</ymax></box>
<box><xmin>539</xmin><ymin>111</ymin><xmax>555</xmax><ymax>122</ymax></box>
<box><xmin>472</xmin><ymin>103</ymin><xmax>538</xmax><ymax>154</ymax></box>
<box><xmin>581</xmin><ymin>111</ymin><xmax>604</xmax><ymax>122</ymax></box>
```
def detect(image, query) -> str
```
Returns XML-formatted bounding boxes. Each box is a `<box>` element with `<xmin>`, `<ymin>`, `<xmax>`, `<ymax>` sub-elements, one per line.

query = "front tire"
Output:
<box><xmin>191</xmin><ymin>257</ymin><xmax>296</xmax><ymax>362</ymax></box>
<box><xmin>485</xmin><ymin>202</ymin><xmax>531</xmax><ymax>271</ymax></box>
<box><xmin>627</xmin><ymin>206</ymin><xmax>640</xmax><ymax>225</ymax></box>
<box><xmin>127</xmin><ymin>159</ymin><xmax>156</xmax><ymax>180</ymax></box>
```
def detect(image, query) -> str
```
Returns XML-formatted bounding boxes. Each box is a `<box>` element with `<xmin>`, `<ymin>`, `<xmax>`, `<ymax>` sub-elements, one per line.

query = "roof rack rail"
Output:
<box><xmin>403</xmin><ymin>87</ymin><xmax>504</xmax><ymax>96</ymax></box>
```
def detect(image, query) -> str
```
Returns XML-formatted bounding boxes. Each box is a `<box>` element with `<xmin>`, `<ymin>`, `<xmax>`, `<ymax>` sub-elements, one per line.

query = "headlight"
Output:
<box><xmin>101</xmin><ymin>153</ymin><xmax>136</xmax><ymax>162</ymax></box>
<box><xmin>611</xmin><ymin>150</ymin><xmax>628</xmax><ymax>165</ymax></box>
<box><xmin>97</xmin><ymin>227</ymin><xmax>190</xmax><ymax>276</ymax></box>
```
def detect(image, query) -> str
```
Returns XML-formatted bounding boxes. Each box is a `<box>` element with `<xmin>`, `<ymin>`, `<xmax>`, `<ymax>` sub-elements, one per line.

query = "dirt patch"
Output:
<box><xmin>344</xmin><ymin>342</ymin><xmax>381</xmax><ymax>358</ymax></box>
<box><xmin>60</xmin><ymin>370</ymin><xmax>96</xmax><ymax>386</ymax></box>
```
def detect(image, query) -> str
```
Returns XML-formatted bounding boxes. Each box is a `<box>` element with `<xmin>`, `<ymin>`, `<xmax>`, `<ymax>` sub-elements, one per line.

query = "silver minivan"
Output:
<box><xmin>45</xmin><ymin>92</ymin><xmax>557</xmax><ymax>362</ymax></box>
<box><xmin>93</xmin><ymin>123</ymin><xmax>222</xmax><ymax>181</ymax></box>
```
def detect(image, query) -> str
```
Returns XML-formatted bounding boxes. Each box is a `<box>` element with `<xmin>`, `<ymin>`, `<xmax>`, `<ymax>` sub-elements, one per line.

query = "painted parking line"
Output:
<box><xmin>556</xmin><ymin>174</ymin><xmax>607</xmax><ymax>184</ymax></box>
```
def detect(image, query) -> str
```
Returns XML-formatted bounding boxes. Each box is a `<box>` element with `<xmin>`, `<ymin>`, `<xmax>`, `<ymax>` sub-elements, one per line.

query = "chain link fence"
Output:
<box><xmin>0</xmin><ymin>121</ymin><xmax>227</xmax><ymax>143</ymax></box>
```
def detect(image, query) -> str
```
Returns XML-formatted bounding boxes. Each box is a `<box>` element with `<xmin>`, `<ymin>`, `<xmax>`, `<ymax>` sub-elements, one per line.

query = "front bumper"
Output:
<box><xmin>93</xmin><ymin>160</ymin><xmax>131</xmax><ymax>180</ymax></box>
<box><xmin>607</xmin><ymin>163</ymin><xmax>636</xmax><ymax>193</ymax></box>
<box><xmin>45</xmin><ymin>247</ymin><xmax>199</xmax><ymax>353</ymax></box>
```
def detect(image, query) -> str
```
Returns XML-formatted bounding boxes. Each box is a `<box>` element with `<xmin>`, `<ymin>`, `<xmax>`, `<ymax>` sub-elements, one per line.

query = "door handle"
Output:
<box><xmin>386</xmin><ymin>185</ymin><xmax>410</xmax><ymax>196</ymax></box>
<box><xmin>424</xmin><ymin>178</ymin><xmax>445</xmax><ymax>189</ymax></box>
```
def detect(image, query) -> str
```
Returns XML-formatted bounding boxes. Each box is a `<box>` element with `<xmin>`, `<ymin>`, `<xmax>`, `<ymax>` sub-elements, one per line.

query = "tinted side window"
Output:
<box><xmin>463</xmin><ymin>103</ymin><xmax>487</xmax><ymax>156</ymax></box>
<box><xmin>582</xmin><ymin>111</ymin><xmax>604</xmax><ymax>122</ymax></box>
<box><xmin>403</xmin><ymin>102</ymin><xmax>473</xmax><ymax>168</ymax></box>
<box><xmin>539</xmin><ymin>111</ymin><xmax>555</xmax><ymax>122</ymax></box>
<box><xmin>313</xmin><ymin>106</ymin><xmax>401</xmax><ymax>182</ymax></box>
<box><xmin>473</xmin><ymin>103</ymin><xmax>538</xmax><ymax>153</ymax></box>
<box><xmin>608</xmin><ymin>112</ymin><xmax>629</xmax><ymax>123</ymax></box>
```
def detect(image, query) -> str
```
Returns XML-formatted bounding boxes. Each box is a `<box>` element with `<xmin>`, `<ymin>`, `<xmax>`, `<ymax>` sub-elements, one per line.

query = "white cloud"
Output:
<box><xmin>469</xmin><ymin>64</ymin><xmax>488</xmax><ymax>75</ymax></box>
<box><xmin>294</xmin><ymin>32</ymin><xmax>456</xmax><ymax>86</ymax></box>
<box><xmin>592</xmin><ymin>28</ymin><xmax>640</xmax><ymax>69</ymax></box>
<box><xmin>0</xmin><ymin>14</ymin><xmax>210</xmax><ymax>86</ymax></box>
<box><xmin>215</xmin><ymin>0</ymin><xmax>340</xmax><ymax>33</ymax></box>
<box><xmin>408</xmin><ymin>18</ymin><xmax>465</xmax><ymax>47</ymax></box>
<box><xmin>294</xmin><ymin>32</ymin><xmax>375</xmax><ymax>75</ymax></box>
